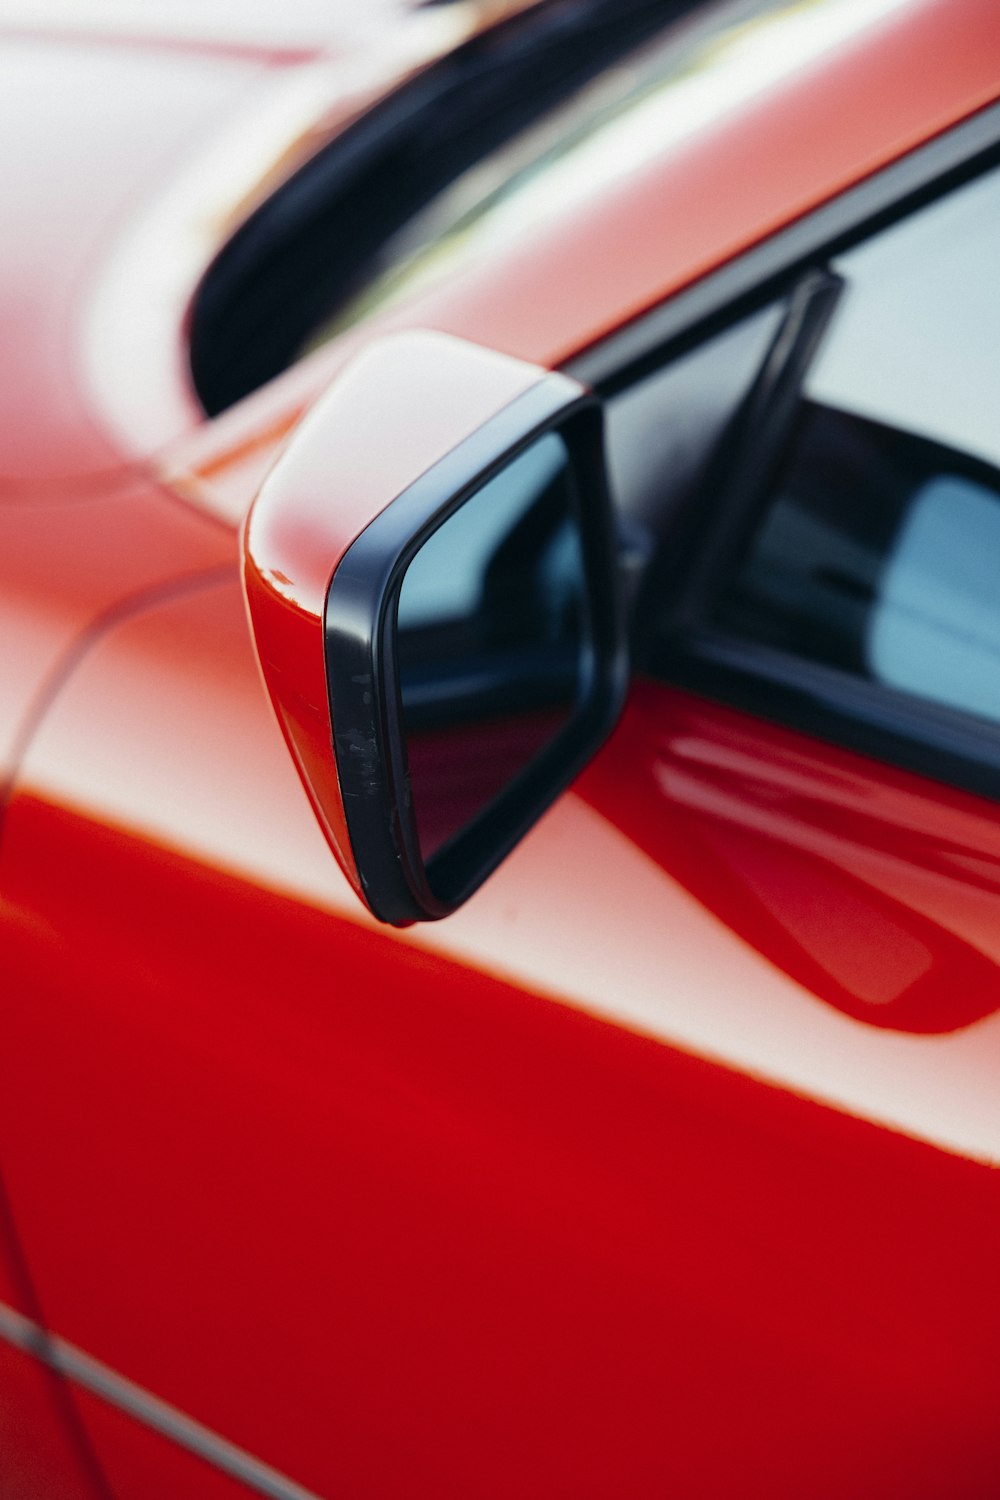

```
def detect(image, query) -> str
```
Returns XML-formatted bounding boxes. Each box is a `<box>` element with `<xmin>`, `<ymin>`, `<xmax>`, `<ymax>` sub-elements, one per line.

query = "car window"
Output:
<box><xmin>710</xmin><ymin>162</ymin><xmax>1000</xmax><ymax>728</ymax></box>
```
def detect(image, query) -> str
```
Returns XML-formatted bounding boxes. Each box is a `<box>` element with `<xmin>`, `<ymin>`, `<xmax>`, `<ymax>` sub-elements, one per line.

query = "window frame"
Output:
<box><xmin>569</xmin><ymin>98</ymin><xmax>1000</xmax><ymax>803</ymax></box>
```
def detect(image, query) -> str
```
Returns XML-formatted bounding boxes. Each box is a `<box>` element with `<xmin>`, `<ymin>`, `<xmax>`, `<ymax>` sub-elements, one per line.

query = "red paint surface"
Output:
<box><xmin>0</xmin><ymin>33</ymin><xmax>259</xmax><ymax>793</ymax></box>
<box><xmin>0</xmin><ymin>1197</ymin><xmax>105</xmax><ymax>1500</ymax></box>
<box><xmin>0</xmin><ymin>38</ymin><xmax>262</xmax><ymax>486</ymax></box>
<box><xmin>2</xmin><ymin>582</ymin><xmax>1000</xmax><ymax>1496</ymax></box>
<box><xmin>1</xmin><ymin>1</ymin><xmax>1000</xmax><ymax>1496</ymax></box>
<box><xmin>0</xmin><ymin>1342</ymin><xmax>105</xmax><ymax>1500</ymax></box>
<box><xmin>0</xmin><ymin>43</ymin><xmax>258</xmax><ymax>1494</ymax></box>
<box><xmin>0</xmin><ymin>491</ymin><xmax>233</xmax><ymax>795</ymax></box>
<box><xmin>385</xmin><ymin>0</ymin><xmax>1000</xmax><ymax>370</ymax></box>
<box><xmin>160</xmin><ymin>0</ymin><xmax>1000</xmax><ymax>518</ymax></box>
<box><xmin>70</xmin><ymin>1391</ymin><xmax>261</xmax><ymax>1500</ymax></box>
<box><xmin>585</xmin><ymin>681</ymin><xmax>1000</xmax><ymax>1035</ymax></box>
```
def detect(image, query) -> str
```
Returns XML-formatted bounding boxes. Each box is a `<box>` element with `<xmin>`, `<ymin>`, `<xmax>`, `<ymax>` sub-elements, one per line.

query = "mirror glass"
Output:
<box><xmin>396</xmin><ymin>431</ymin><xmax>590</xmax><ymax>874</ymax></box>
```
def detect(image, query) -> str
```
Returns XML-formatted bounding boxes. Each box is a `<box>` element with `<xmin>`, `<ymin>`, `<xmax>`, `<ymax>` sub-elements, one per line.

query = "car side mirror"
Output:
<box><xmin>244</xmin><ymin>332</ymin><xmax>626</xmax><ymax>923</ymax></box>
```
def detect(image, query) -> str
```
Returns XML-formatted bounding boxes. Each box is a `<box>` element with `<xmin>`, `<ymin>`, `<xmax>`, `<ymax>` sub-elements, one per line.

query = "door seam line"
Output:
<box><xmin>0</xmin><ymin>1298</ymin><xmax>324</xmax><ymax>1500</ymax></box>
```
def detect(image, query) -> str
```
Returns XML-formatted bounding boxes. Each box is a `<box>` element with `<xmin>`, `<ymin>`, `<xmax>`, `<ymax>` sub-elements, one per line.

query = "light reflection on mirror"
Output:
<box><xmin>396</xmin><ymin>432</ymin><xmax>589</xmax><ymax>873</ymax></box>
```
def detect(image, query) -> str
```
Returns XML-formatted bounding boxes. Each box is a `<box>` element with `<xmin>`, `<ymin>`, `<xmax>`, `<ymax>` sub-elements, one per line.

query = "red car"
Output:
<box><xmin>2</xmin><ymin>0</ymin><xmax>1000</xmax><ymax>1495</ymax></box>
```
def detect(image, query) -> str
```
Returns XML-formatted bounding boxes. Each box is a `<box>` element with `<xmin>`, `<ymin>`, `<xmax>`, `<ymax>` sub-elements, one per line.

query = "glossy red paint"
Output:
<box><xmin>583</xmin><ymin>682</ymin><xmax>1000</xmax><ymax>1035</ymax></box>
<box><xmin>243</xmin><ymin>333</ymin><xmax>556</xmax><ymax>893</ymax></box>
<box><xmin>157</xmin><ymin>0</ymin><xmax>1000</xmax><ymax>532</ymax></box>
<box><xmin>0</xmin><ymin>490</ymin><xmax>233</xmax><ymax>799</ymax></box>
<box><xmin>1</xmin><ymin>1</ymin><xmax>1000</xmax><ymax>1496</ymax></box>
<box><xmin>384</xmin><ymin>0</ymin><xmax>1000</xmax><ymax>371</ymax></box>
<box><xmin>0</xmin><ymin>38</ymin><xmax>265</xmax><ymax>487</ymax></box>
<box><xmin>0</xmin><ymin>1341</ymin><xmax>105</xmax><ymax>1500</ymax></box>
<box><xmin>3</xmin><ymin>577</ymin><xmax>1000</xmax><ymax>1497</ymax></box>
<box><xmin>70</xmin><ymin>1391</ymin><xmax>280</xmax><ymax>1500</ymax></box>
<box><xmin>79</xmin><ymin>4</ymin><xmax>543</xmax><ymax>464</ymax></box>
<box><xmin>0</xmin><ymin>1196</ymin><xmax>106</xmax><ymax>1500</ymax></box>
<box><xmin>0</xmin><ymin>31</ymin><xmax>266</xmax><ymax>801</ymax></box>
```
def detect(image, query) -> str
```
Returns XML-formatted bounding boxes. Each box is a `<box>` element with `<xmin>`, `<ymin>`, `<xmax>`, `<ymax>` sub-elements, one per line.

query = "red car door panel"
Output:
<box><xmin>0</xmin><ymin>1199</ymin><xmax>106</xmax><ymax>1500</ymax></box>
<box><xmin>2</xmin><ymin>2</ymin><xmax>1000</xmax><ymax>1495</ymax></box>
<box><xmin>1</xmin><ymin>576</ymin><xmax>998</xmax><ymax>1497</ymax></box>
<box><xmin>68</xmin><ymin>1388</ymin><xmax>292</xmax><ymax>1500</ymax></box>
<box><xmin>588</xmin><ymin>684</ymin><xmax>1000</xmax><ymax>1036</ymax></box>
<box><xmin>0</xmin><ymin>489</ymin><xmax>233</xmax><ymax>797</ymax></box>
<box><xmin>0</xmin><ymin>1341</ymin><xmax>105</xmax><ymax>1500</ymax></box>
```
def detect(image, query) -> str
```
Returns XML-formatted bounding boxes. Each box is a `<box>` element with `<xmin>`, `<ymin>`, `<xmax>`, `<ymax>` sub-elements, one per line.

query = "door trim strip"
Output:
<box><xmin>0</xmin><ymin>1298</ymin><xmax>324</xmax><ymax>1500</ymax></box>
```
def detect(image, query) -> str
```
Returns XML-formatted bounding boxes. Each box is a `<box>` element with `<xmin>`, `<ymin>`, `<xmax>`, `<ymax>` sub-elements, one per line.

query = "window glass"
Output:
<box><xmin>807</xmin><ymin>166</ymin><xmax>1000</xmax><ymax>469</ymax></box>
<box><xmin>712</xmin><ymin>161</ymin><xmax>1000</xmax><ymax>727</ymax></box>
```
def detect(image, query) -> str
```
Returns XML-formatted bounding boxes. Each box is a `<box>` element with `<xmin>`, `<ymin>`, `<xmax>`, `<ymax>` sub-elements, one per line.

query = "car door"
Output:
<box><xmin>2</xmin><ymin>24</ymin><xmax>1000</xmax><ymax>1500</ymax></box>
<box><xmin>0</xmin><ymin>1209</ymin><xmax>110</xmax><ymax>1500</ymax></box>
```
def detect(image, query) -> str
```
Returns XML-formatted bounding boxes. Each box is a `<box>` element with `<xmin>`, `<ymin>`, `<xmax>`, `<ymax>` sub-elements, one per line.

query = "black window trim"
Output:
<box><xmin>565</xmin><ymin>97</ymin><xmax>1000</xmax><ymax>804</ymax></box>
<box><xmin>568</xmin><ymin>98</ymin><xmax>1000</xmax><ymax>394</ymax></box>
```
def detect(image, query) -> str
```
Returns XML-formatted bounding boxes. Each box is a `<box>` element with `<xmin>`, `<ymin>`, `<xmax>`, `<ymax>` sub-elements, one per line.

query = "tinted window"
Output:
<box><xmin>713</xmin><ymin>163</ymin><xmax>1000</xmax><ymax>728</ymax></box>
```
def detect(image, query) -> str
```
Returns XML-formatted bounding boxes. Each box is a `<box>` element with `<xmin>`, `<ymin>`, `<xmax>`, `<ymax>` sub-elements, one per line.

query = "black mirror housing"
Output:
<box><xmin>325</xmin><ymin>374</ymin><xmax>626</xmax><ymax>924</ymax></box>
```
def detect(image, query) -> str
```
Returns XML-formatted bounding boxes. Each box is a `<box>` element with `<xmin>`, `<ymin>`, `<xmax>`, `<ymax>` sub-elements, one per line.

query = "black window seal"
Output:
<box><xmin>659</xmin><ymin>634</ymin><xmax>1000</xmax><ymax>805</ymax></box>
